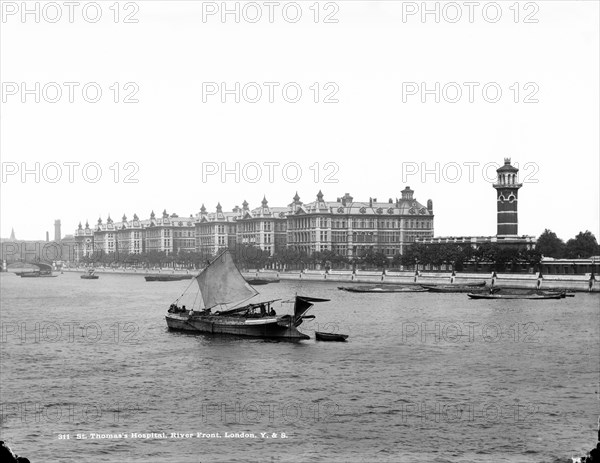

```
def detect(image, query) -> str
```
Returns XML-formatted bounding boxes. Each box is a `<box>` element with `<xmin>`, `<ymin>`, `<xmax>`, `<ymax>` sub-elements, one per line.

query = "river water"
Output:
<box><xmin>1</xmin><ymin>272</ymin><xmax>598</xmax><ymax>462</ymax></box>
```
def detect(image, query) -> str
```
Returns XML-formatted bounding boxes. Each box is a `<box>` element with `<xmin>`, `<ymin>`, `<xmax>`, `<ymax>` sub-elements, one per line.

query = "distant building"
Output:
<box><xmin>74</xmin><ymin>221</ymin><xmax>95</xmax><ymax>260</ymax></box>
<box><xmin>195</xmin><ymin>203</ymin><xmax>241</xmax><ymax>257</ymax></box>
<box><xmin>74</xmin><ymin>210</ymin><xmax>195</xmax><ymax>261</ymax></box>
<box><xmin>287</xmin><ymin>188</ymin><xmax>434</xmax><ymax>258</ymax></box>
<box><xmin>54</xmin><ymin>220</ymin><xmax>61</xmax><ymax>242</ymax></box>
<box><xmin>115</xmin><ymin>214</ymin><xmax>144</xmax><ymax>256</ymax></box>
<box><xmin>73</xmin><ymin>187</ymin><xmax>434</xmax><ymax>261</ymax></box>
<box><xmin>1</xmin><ymin>222</ymin><xmax>75</xmax><ymax>265</ymax></box>
<box><xmin>418</xmin><ymin>158</ymin><xmax>535</xmax><ymax>249</ymax></box>
<box><xmin>494</xmin><ymin>158</ymin><xmax>521</xmax><ymax>236</ymax></box>
<box><xmin>540</xmin><ymin>256</ymin><xmax>600</xmax><ymax>275</ymax></box>
<box><xmin>236</xmin><ymin>197</ymin><xmax>289</xmax><ymax>256</ymax></box>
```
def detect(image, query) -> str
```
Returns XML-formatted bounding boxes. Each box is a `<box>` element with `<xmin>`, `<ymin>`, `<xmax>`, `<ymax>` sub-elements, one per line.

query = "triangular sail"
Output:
<box><xmin>293</xmin><ymin>296</ymin><xmax>330</xmax><ymax>319</ymax></box>
<box><xmin>196</xmin><ymin>250</ymin><xmax>258</xmax><ymax>309</ymax></box>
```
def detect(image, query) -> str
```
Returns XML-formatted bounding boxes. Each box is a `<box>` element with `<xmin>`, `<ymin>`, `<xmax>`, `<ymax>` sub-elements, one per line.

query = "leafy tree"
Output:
<box><xmin>398</xmin><ymin>243</ymin><xmax>469</xmax><ymax>269</ymax></box>
<box><xmin>472</xmin><ymin>243</ymin><xmax>540</xmax><ymax>271</ymax></box>
<box><xmin>361</xmin><ymin>250</ymin><xmax>388</xmax><ymax>269</ymax></box>
<box><xmin>272</xmin><ymin>247</ymin><xmax>309</xmax><ymax>270</ymax></box>
<box><xmin>391</xmin><ymin>252</ymin><xmax>403</xmax><ymax>268</ymax></box>
<box><xmin>522</xmin><ymin>248</ymin><xmax>542</xmax><ymax>267</ymax></box>
<box><xmin>323</xmin><ymin>250</ymin><xmax>349</xmax><ymax>268</ymax></box>
<box><xmin>536</xmin><ymin>229</ymin><xmax>565</xmax><ymax>258</ymax></box>
<box><xmin>565</xmin><ymin>231</ymin><xmax>600</xmax><ymax>258</ymax></box>
<box><xmin>399</xmin><ymin>243</ymin><xmax>428</xmax><ymax>267</ymax></box>
<box><xmin>231</xmin><ymin>244</ymin><xmax>269</xmax><ymax>269</ymax></box>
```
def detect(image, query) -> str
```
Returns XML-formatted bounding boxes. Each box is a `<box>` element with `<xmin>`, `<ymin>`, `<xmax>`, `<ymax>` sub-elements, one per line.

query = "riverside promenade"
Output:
<box><xmin>62</xmin><ymin>267</ymin><xmax>599</xmax><ymax>292</ymax></box>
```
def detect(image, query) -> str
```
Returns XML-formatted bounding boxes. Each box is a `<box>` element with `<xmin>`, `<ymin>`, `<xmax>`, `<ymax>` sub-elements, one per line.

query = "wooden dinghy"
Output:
<box><xmin>315</xmin><ymin>331</ymin><xmax>349</xmax><ymax>342</ymax></box>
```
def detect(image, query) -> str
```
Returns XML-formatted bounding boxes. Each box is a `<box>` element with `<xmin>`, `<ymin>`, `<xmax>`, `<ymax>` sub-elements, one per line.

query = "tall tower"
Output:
<box><xmin>54</xmin><ymin>220</ymin><xmax>61</xmax><ymax>242</ymax></box>
<box><xmin>493</xmin><ymin>158</ymin><xmax>522</xmax><ymax>236</ymax></box>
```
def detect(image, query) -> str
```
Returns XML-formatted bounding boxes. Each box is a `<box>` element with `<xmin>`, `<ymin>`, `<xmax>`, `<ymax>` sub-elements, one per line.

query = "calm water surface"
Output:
<box><xmin>1</xmin><ymin>272</ymin><xmax>598</xmax><ymax>462</ymax></box>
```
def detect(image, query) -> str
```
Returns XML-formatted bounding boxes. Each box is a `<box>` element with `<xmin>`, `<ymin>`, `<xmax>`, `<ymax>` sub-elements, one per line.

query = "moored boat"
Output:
<box><xmin>165</xmin><ymin>250</ymin><xmax>329</xmax><ymax>340</ymax></box>
<box><xmin>338</xmin><ymin>285</ymin><xmax>427</xmax><ymax>293</ymax></box>
<box><xmin>491</xmin><ymin>288</ymin><xmax>573</xmax><ymax>298</ymax></box>
<box><xmin>315</xmin><ymin>331</ymin><xmax>349</xmax><ymax>342</ymax></box>
<box><xmin>244</xmin><ymin>278</ymin><xmax>280</xmax><ymax>285</ymax></box>
<box><xmin>145</xmin><ymin>274</ymin><xmax>195</xmax><ymax>282</ymax></box>
<box><xmin>467</xmin><ymin>292</ymin><xmax>563</xmax><ymax>300</ymax></box>
<box><xmin>80</xmin><ymin>269</ymin><xmax>99</xmax><ymax>279</ymax></box>
<box><xmin>421</xmin><ymin>282</ymin><xmax>487</xmax><ymax>293</ymax></box>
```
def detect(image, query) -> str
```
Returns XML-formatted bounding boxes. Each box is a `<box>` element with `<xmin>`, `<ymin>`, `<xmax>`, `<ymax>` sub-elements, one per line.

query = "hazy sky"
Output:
<box><xmin>1</xmin><ymin>1</ymin><xmax>598</xmax><ymax>242</ymax></box>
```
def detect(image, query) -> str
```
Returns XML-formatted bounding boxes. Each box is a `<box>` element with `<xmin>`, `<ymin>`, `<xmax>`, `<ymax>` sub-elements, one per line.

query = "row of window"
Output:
<box><xmin>98</xmin><ymin>220</ymin><xmax>432</xmax><ymax>243</ymax></box>
<box><xmin>289</xmin><ymin>219</ymin><xmax>433</xmax><ymax>230</ymax></box>
<box><xmin>237</xmin><ymin>221</ymin><xmax>274</xmax><ymax>232</ymax></box>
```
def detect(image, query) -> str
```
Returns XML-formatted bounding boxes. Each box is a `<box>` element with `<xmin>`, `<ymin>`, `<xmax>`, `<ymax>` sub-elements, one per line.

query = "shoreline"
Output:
<box><xmin>57</xmin><ymin>268</ymin><xmax>599</xmax><ymax>293</ymax></box>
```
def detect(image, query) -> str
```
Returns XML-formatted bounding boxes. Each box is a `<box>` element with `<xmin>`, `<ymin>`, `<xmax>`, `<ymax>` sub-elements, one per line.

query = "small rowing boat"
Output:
<box><xmin>315</xmin><ymin>332</ymin><xmax>349</xmax><ymax>342</ymax></box>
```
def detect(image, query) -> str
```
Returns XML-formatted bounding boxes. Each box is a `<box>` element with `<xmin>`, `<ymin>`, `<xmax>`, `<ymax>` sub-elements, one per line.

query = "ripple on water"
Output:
<box><xmin>0</xmin><ymin>273</ymin><xmax>598</xmax><ymax>462</ymax></box>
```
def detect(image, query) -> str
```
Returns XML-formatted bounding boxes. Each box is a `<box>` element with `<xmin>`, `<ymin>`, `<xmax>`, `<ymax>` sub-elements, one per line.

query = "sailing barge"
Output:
<box><xmin>165</xmin><ymin>250</ymin><xmax>328</xmax><ymax>340</ymax></box>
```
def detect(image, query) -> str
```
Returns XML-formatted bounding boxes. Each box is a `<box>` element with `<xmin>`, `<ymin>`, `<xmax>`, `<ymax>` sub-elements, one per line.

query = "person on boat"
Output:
<box><xmin>182</xmin><ymin>305</ymin><xmax>187</xmax><ymax>312</ymax></box>
<box><xmin>269</xmin><ymin>308</ymin><xmax>276</xmax><ymax>316</ymax></box>
<box><xmin>260</xmin><ymin>304</ymin><xmax>266</xmax><ymax>316</ymax></box>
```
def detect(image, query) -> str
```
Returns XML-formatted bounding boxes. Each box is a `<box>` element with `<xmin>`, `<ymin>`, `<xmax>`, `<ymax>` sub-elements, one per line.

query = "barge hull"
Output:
<box><xmin>165</xmin><ymin>314</ymin><xmax>309</xmax><ymax>340</ymax></box>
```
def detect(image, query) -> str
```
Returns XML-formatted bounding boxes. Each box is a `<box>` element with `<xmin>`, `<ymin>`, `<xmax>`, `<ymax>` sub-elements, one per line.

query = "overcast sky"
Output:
<box><xmin>1</xmin><ymin>1</ymin><xmax>598</xmax><ymax>242</ymax></box>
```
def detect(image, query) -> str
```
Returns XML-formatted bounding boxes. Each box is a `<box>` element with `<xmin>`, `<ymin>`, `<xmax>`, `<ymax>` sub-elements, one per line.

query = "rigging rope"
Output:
<box><xmin>192</xmin><ymin>288</ymin><xmax>200</xmax><ymax>310</ymax></box>
<box><xmin>173</xmin><ymin>273</ymin><xmax>198</xmax><ymax>304</ymax></box>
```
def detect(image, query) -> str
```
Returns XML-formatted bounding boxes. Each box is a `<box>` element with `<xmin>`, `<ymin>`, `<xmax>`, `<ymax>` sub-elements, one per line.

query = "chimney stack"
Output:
<box><xmin>54</xmin><ymin>219</ymin><xmax>61</xmax><ymax>242</ymax></box>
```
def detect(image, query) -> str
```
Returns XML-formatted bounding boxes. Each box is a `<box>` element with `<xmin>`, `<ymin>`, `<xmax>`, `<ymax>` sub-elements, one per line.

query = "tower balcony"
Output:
<box><xmin>493</xmin><ymin>182</ymin><xmax>522</xmax><ymax>189</ymax></box>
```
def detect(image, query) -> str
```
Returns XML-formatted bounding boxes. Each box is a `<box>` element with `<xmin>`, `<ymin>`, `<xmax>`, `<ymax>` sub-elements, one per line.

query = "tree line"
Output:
<box><xmin>77</xmin><ymin>245</ymin><xmax>386</xmax><ymax>270</ymax></box>
<box><xmin>76</xmin><ymin>230</ymin><xmax>599</xmax><ymax>271</ymax></box>
<box><xmin>396</xmin><ymin>230</ymin><xmax>598</xmax><ymax>271</ymax></box>
<box><xmin>535</xmin><ymin>230</ymin><xmax>599</xmax><ymax>259</ymax></box>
